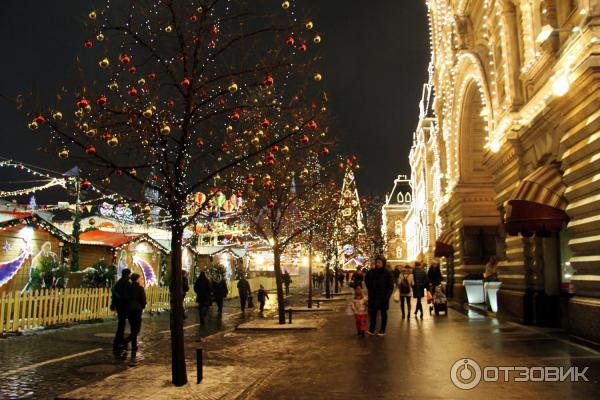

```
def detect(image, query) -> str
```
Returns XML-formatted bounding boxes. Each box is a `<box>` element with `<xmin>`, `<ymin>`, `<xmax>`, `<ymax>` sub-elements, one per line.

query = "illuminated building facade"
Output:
<box><xmin>401</xmin><ymin>0</ymin><xmax>600</xmax><ymax>342</ymax></box>
<box><xmin>381</xmin><ymin>175</ymin><xmax>412</xmax><ymax>265</ymax></box>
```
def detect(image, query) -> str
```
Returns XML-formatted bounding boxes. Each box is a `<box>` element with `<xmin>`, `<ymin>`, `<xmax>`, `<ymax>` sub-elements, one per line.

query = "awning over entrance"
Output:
<box><xmin>434</xmin><ymin>230</ymin><xmax>454</xmax><ymax>258</ymax></box>
<box><xmin>506</xmin><ymin>163</ymin><xmax>569</xmax><ymax>237</ymax></box>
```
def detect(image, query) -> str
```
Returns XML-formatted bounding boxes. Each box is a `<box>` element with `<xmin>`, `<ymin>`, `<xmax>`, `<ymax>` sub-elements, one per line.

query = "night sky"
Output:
<box><xmin>0</xmin><ymin>1</ymin><xmax>429</xmax><ymax>202</ymax></box>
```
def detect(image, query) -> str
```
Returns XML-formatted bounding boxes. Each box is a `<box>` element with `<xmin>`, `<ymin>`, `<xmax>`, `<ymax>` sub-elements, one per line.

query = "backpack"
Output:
<box><xmin>399</xmin><ymin>275</ymin><xmax>410</xmax><ymax>294</ymax></box>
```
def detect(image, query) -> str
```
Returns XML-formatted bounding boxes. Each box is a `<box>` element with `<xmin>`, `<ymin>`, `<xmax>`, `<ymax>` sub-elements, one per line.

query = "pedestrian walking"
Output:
<box><xmin>427</xmin><ymin>263</ymin><xmax>443</xmax><ymax>314</ymax></box>
<box><xmin>398</xmin><ymin>265</ymin><xmax>414</xmax><ymax>319</ymax></box>
<box><xmin>283</xmin><ymin>270</ymin><xmax>292</xmax><ymax>296</ymax></box>
<box><xmin>194</xmin><ymin>271</ymin><xmax>212</xmax><ymax>326</ymax></box>
<box><xmin>393</xmin><ymin>265</ymin><xmax>401</xmax><ymax>282</ymax></box>
<box><xmin>337</xmin><ymin>271</ymin><xmax>345</xmax><ymax>288</ymax></box>
<box><xmin>111</xmin><ymin>268</ymin><xmax>131</xmax><ymax>351</ymax></box>
<box><xmin>211</xmin><ymin>277</ymin><xmax>229</xmax><ymax>314</ymax></box>
<box><xmin>350</xmin><ymin>286</ymin><xmax>368</xmax><ymax>337</ymax></box>
<box><xmin>351</xmin><ymin>267</ymin><xmax>364</xmax><ymax>289</ymax></box>
<box><xmin>125</xmin><ymin>273</ymin><xmax>146</xmax><ymax>352</ymax></box>
<box><xmin>257</xmin><ymin>284</ymin><xmax>269</xmax><ymax>314</ymax></box>
<box><xmin>364</xmin><ymin>256</ymin><xmax>395</xmax><ymax>336</ymax></box>
<box><xmin>412</xmin><ymin>262</ymin><xmax>429</xmax><ymax>319</ymax></box>
<box><xmin>318</xmin><ymin>272</ymin><xmax>324</xmax><ymax>289</ymax></box>
<box><xmin>237</xmin><ymin>276</ymin><xmax>251</xmax><ymax>313</ymax></box>
<box><xmin>182</xmin><ymin>270</ymin><xmax>190</xmax><ymax>319</ymax></box>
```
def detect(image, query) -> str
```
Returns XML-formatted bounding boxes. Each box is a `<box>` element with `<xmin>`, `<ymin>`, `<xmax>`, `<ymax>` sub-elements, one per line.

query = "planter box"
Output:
<box><xmin>484</xmin><ymin>281</ymin><xmax>502</xmax><ymax>312</ymax></box>
<box><xmin>463</xmin><ymin>280</ymin><xmax>485</xmax><ymax>304</ymax></box>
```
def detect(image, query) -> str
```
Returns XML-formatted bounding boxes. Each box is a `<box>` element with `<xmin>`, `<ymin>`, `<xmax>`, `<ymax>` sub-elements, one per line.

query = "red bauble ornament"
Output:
<box><xmin>151</xmin><ymin>175</ymin><xmax>158</xmax><ymax>181</ymax></box>
<box><xmin>115</xmin><ymin>169</ymin><xmax>124</xmax><ymax>176</ymax></box>
<box><xmin>84</xmin><ymin>40</ymin><xmax>93</xmax><ymax>48</ymax></box>
<box><xmin>286</xmin><ymin>37</ymin><xmax>295</xmax><ymax>46</ymax></box>
<box><xmin>85</xmin><ymin>145</ymin><xmax>96</xmax><ymax>155</ymax></box>
<box><xmin>246</xmin><ymin>176</ymin><xmax>255</xmax><ymax>184</ymax></box>
<box><xmin>34</xmin><ymin>115</ymin><xmax>46</xmax><ymax>124</ymax></box>
<box><xmin>266</xmin><ymin>200</ymin><xmax>275</xmax><ymax>208</ymax></box>
<box><xmin>128</xmin><ymin>88</ymin><xmax>138</xmax><ymax>96</ymax></box>
<box><xmin>263</xmin><ymin>76</ymin><xmax>274</xmax><ymax>86</ymax></box>
<box><xmin>80</xmin><ymin>179</ymin><xmax>92</xmax><ymax>190</ymax></box>
<box><xmin>196</xmin><ymin>138</ymin><xmax>205</xmax><ymax>147</ymax></box>
<box><xmin>300</xmin><ymin>134</ymin><xmax>309</xmax><ymax>144</ymax></box>
<box><xmin>307</xmin><ymin>120</ymin><xmax>317</xmax><ymax>130</ymax></box>
<box><xmin>101</xmin><ymin>132</ymin><xmax>113</xmax><ymax>140</ymax></box>
<box><xmin>97</xmin><ymin>95</ymin><xmax>107</xmax><ymax>106</ymax></box>
<box><xmin>210</xmin><ymin>25</ymin><xmax>219</xmax><ymax>35</ymax></box>
<box><xmin>181</xmin><ymin>78</ymin><xmax>191</xmax><ymax>87</ymax></box>
<box><xmin>231</xmin><ymin>112</ymin><xmax>240</xmax><ymax>121</ymax></box>
<box><xmin>76</xmin><ymin>98</ymin><xmax>89</xmax><ymax>109</ymax></box>
<box><xmin>190</xmin><ymin>15</ymin><xmax>198</xmax><ymax>22</ymax></box>
<box><xmin>218</xmin><ymin>98</ymin><xmax>226</xmax><ymax>106</ymax></box>
<box><xmin>119</xmin><ymin>54</ymin><xmax>131</xmax><ymax>64</ymax></box>
<box><xmin>321</xmin><ymin>147</ymin><xmax>330</xmax><ymax>156</ymax></box>
<box><xmin>267</xmin><ymin>159</ymin><xmax>275</xmax><ymax>167</ymax></box>
<box><xmin>261</xmin><ymin>118</ymin><xmax>270</xmax><ymax>128</ymax></box>
<box><xmin>148</xmin><ymin>72</ymin><xmax>156</xmax><ymax>79</ymax></box>
<box><xmin>299</xmin><ymin>44</ymin><xmax>308</xmax><ymax>52</ymax></box>
<box><xmin>128</xmin><ymin>66</ymin><xmax>137</xmax><ymax>73</ymax></box>
<box><xmin>166</xmin><ymin>99</ymin><xmax>175</xmax><ymax>107</ymax></box>
<box><xmin>272</xmin><ymin>145</ymin><xmax>279</xmax><ymax>152</ymax></box>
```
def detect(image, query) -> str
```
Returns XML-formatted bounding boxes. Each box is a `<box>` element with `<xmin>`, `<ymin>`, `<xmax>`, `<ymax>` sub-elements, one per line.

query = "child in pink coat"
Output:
<box><xmin>350</xmin><ymin>286</ymin><xmax>368</xmax><ymax>337</ymax></box>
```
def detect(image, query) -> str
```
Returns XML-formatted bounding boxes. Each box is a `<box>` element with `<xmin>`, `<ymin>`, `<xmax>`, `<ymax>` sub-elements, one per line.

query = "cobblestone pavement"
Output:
<box><xmin>0</xmin><ymin>294</ymin><xmax>282</xmax><ymax>400</ymax></box>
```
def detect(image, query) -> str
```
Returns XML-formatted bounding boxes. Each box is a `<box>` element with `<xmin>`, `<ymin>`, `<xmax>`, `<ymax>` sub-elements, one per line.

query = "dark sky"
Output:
<box><xmin>0</xmin><ymin>1</ymin><xmax>429</xmax><ymax>202</ymax></box>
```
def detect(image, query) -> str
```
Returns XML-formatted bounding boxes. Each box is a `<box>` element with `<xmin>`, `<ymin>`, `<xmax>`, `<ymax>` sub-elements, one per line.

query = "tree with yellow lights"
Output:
<box><xmin>22</xmin><ymin>0</ymin><xmax>325</xmax><ymax>386</ymax></box>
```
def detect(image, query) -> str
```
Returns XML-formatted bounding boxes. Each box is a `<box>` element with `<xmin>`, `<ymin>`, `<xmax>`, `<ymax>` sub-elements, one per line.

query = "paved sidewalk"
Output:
<box><xmin>57</xmin><ymin>293</ymin><xmax>600</xmax><ymax>400</ymax></box>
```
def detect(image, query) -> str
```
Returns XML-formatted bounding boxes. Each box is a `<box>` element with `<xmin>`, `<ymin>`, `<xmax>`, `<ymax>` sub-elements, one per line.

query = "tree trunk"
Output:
<box><xmin>170</xmin><ymin>222</ymin><xmax>187</xmax><ymax>386</ymax></box>
<box><xmin>308</xmin><ymin>231</ymin><xmax>313</xmax><ymax>308</ymax></box>
<box><xmin>273</xmin><ymin>247</ymin><xmax>286</xmax><ymax>324</ymax></box>
<box><xmin>325</xmin><ymin>261</ymin><xmax>331</xmax><ymax>299</ymax></box>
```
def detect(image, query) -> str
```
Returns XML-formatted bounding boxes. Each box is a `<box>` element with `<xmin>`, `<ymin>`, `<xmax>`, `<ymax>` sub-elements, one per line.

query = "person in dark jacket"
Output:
<box><xmin>427</xmin><ymin>263</ymin><xmax>443</xmax><ymax>290</ymax></box>
<box><xmin>393</xmin><ymin>265</ymin><xmax>401</xmax><ymax>282</ymax></box>
<box><xmin>237</xmin><ymin>277</ymin><xmax>251</xmax><ymax>313</ymax></box>
<box><xmin>351</xmin><ymin>268</ymin><xmax>364</xmax><ymax>289</ymax></box>
<box><xmin>111</xmin><ymin>268</ymin><xmax>131</xmax><ymax>351</ymax></box>
<box><xmin>212</xmin><ymin>277</ymin><xmax>229</xmax><ymax>314</ymax></box>
<box><xmin>125</xmin><ymin>273</ymin><xmax>146</xmax><ymax>352</ymax></box>
<box><xmin>412</xmin><ymin>262</ymin><xmax>429</xmax><ymax>319</ymax></box>
<box><xmin>194</xmin><ymin>272</ymin><xmax>212</xmax><ymax>326</ymax></box>
<box><xmin>257</xmin><ymin>284</ymin><xmax>269</xmax><ymax>314</ymax></box>
<box><xmin>283</xmin><ymin>271</ymin><xmax>292</xmax><ymax>295</ymax></box>
<box><xmin>364</xmin><ymin>256</ymin><xmax>395</xmax><ymax>335</ymax></box>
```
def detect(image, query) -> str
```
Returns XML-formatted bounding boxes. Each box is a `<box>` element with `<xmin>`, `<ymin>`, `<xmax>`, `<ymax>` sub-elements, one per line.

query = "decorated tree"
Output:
<box><xmin>21</xmin><ymin>0</ymin><xmax>326</xmax><ymax>386</ymax></box>
<box><xmin>362</xmin><ymin>194</ymin><xmax>385</xmax><ymax>257</ymax></box>
<box><xmin>240</xmin><ymin>133</ymin><xmax>340</xmax><ymax>323</ymax></box>
<box><xmin>333</xmin><ymin>165</ymin><xmax>369</xmax><ymax>271</ymax></box>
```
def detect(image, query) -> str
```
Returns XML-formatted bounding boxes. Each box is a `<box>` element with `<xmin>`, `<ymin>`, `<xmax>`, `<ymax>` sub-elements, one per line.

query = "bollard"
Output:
<box><xmin>196</xmin><ymin>348</ymin><xmax>203</xmax><ymax>383</ymax></box>
<box><xmin>288</xmin><ymin>309</ymin><xmax>293</xmax><ymax>324</ymax></box>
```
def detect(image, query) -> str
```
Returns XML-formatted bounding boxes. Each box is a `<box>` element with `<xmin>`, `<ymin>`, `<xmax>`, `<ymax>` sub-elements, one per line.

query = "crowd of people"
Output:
<box><xmin>349</xmin><ymin>256</ymin><xmax>448</xmax><ymax>336</ymax></box>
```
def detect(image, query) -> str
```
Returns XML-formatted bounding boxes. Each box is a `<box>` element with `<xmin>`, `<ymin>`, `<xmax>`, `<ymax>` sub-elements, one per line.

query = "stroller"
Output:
<box><xmin>430</xmin><ymin>284</ymin><xmax>448</xmax><ymax>316</ymax></box>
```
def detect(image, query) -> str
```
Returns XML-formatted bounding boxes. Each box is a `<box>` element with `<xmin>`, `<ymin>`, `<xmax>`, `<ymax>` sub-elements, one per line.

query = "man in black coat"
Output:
<box><xmin>237</xmin><ymin>277</ymin><xmax>251</xmax><ymax>313</ymax></box>
<box><xmin>365</xmin><ymin>256</ymin><xmax>395</xmax><ymax>336</ymax></box>
<box><xmin>212</xmin><ymin>278</ymin><xmax>229</xmax><ymax>314</ymax></box>
<box><xmin>125</xmin><ymin>273</ymin><xmax>146</xmax><ymax>352</ymax></box>
<box><xmin>111</xmin><ymin>268</ymin><xmax>131</xmax><ymax>351</ymax></box>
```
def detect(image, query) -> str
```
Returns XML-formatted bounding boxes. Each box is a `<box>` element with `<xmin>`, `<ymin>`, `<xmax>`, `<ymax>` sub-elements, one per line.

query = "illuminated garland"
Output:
<box><xmin>0</xmin><ymin>178</ymin><xmax>66</xmax><ymax>197</ymax></box>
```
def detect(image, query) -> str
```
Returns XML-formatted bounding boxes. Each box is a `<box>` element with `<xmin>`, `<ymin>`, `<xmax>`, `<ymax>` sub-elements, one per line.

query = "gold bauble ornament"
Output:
<box><xmin>197</xmin><ymin>6</ymin><xmax>204</xmax><ymax>13</ymax></box>
<box><xmin>130</xmin><ymin>168</ymin><xmax>137</xmax><ymax>176</ymax></box>
<box><xmin>96</xmin><ymin>33</ymin><xmax>104</xmax><ymax>41</ymax></box>
<box><xmin>226</xmin><ymin>125</ymin><xmax>233</xmax><ymax>133</ymax></box>
<box><xmin>138</xmin><ymin>78</ymin><xmax>146</xmax><ymax>85</ymax></box>
<box><xmin>109</xmin><ymin>82</ymin><xmax>118</xmax><ymax>91</ymax></box>
<box><xmin>107</xmin><ymin>136</ymin><xmax>119</xmax><ymax>147</ymax></box>
<box><xmin>165</xmin><ymin>25</ymin><xmax>172</xmax><ymax>33</ymax></box>
<box><xmin>306</xmin><ymin>21</ymin><xmax>314</xmax><ymax>29</ymax></box>
<box><xmin>99</xmin><ymin>58</ymin><xmax>110</xmax><ymax>68</ymax></box>
<box><xmin>282</xmin><ymin>1</ymin><xmax>290</xmax><ymax>9</ymax></box>
<box><xmin>228</xmin><ymin>82</ymin><xmax>238</xmax><ymax>93</ymax></box>
<box><xmin>142</xmin><ymin>108</ymin><xmax>153</xmax><ymax>118</ymax></box>
<box><xmin>251</xmin><ymin>137</ymin><xmax>260</xmax><ymax>145</ymax></box>
<box><xmin>28</xmin><ymin>121</ymin><xmax>39</xmax><ymax>130</ymax></box>
<box><xmin>86</xmin><ymin>129</ymin><xmax>97</xmax><ymax>137</ymax></box>
<box><xmin>160</xmin><ymin>125</ymin><xmax>171</xmax><ymax>135</ymax></box>
<box><xmin>256</xmin><ymin>160</ymin><xmax>263</xmax><ymax>167</ymax></box>
<box><xmin>75</xmin><ymin>109</ymin><xmax>84</xmax><ymax>118</ymax></box>
<box><xmin>281</xmin><ymin>145</ymin><xmax>289</xmax><ymax>153</ymax></box>
<box><xmin>313</xmin><ymin>35</ymin><xmax>321</xmax><ymax>44</ymax></box>
<box><xmin>52</xmin><ymin>111</ymin><xmax>63</xmax><ymax>120</ymax></box>
<box><xmin>58</xmin><ymin>148</ymin><xmax>69</xmax><ymax>159</ymax></box>
<box><xmin>102</xmin><ymin>177</ymin><xmax>111</xmax><ymax>185</ymax></box>
<box><xmin>89</xmin><ymin>218</ymin><xmax>96</xmax><ymax>226</ymax></box>
<box><xmin>314</xmin><ymin>73</ymin><xmax>322</xmax><ymax>81</ymax></box>
<box><xmin>89</xmin><ymin>11</ymin><xmax>97</xmax><ymax>20</ymax></box>
<box><xmin>257</xmin><ymin>129</ymin><xmax>264</xmax><ymax>137</ymax></box>
<box><xmin>84</xmin><ymin>104</ymin><xmax>92</xmax><ymax>113</ymax></box>
<box><xmin>141</xmin><ymin>139</ymin><xmax>149</xmax><ymax>146</ymax></box>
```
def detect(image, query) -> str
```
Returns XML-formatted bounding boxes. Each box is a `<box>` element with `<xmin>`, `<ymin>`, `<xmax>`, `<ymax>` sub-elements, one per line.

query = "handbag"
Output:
<box><xmin>392</xmin><ymin>288</ymin><xmax>400</xmax><ymax>303</ymax></box>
